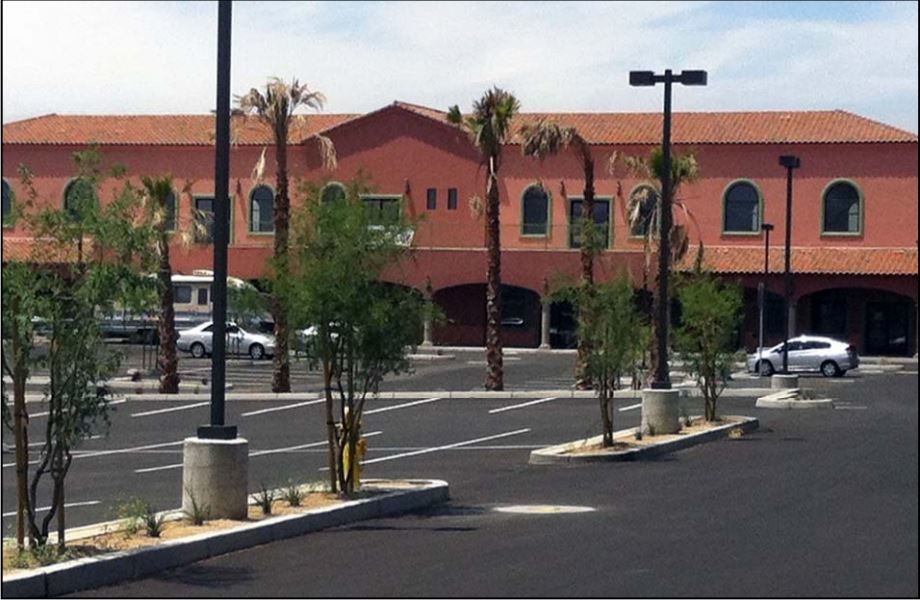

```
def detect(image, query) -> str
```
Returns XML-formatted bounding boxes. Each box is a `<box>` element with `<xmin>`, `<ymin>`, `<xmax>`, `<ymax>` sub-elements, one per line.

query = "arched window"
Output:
<box><xmin>63</xmin><ymin>178</ymin><xmax>98</xmax><ymax>222</ymax></box>
<box><xmin>722</xmin><ymin>180</ymin><xmax>761</xmax><ymax>233</ymax></box>
<box><xmin>2</xmin><ymin>180</ymin><xmax>12</xmax><ymax>226</ymax></box>
<box><xmin>249</xmin><ymin>185</ymin><xmax>274</xmax><ymax>233</ymax></box>
<box><xmin>521</xmin><ymin>184</ymin><xmax>550</xmax><ymax>236</ymax></box>
<box><xmin>320</xmin><ymin>181</ymin><xmax>347</xmax><ymax>204</ymax></box>
<box><xmin>822</xmin><ymin>180</ymin><xmax>862</xmax><ymax>234</ymax></box>
<box><xmin>628</xmin><ymin>184</ymin><xmax>658</xmax><ymax>237</ymax></box>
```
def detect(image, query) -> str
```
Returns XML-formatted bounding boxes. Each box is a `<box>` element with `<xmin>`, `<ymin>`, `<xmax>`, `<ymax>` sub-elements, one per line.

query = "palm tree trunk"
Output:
<box><xmin>575</xmin><ymin>155</ymin><xmax>596</xmax><ymax>389</ymax></box>
<box><xmin>484</xmin><ymin>165</ymin><xmax>504</xmax><ymax>391</ymax></box>
<box><xmin>272</xmin><ymin>142</ymin><xmax>291</xmax><ymax>393</ymax></box>
<box><xmin>11</xmin><ymin>310</ymin><xmax>29</xmax><ymax>550</ymax></box>
<box><xmin>157</xmin><ymin>229</ymin><xmax>180</xmax><ymax>394</ymax></box>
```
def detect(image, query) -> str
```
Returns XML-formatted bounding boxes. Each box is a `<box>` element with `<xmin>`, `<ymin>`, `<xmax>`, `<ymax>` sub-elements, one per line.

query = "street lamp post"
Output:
<box><xmin>779</xmin><ymin>155</ymin><xmax>801</xmax><ymax>374</ymax></box>
<box><xmin>758</xmin><ymin>223</ymin><xmax>774</xmax><ymax>376</ymax></box>
<box><xmin>629</xmin><ymin>69</ymin><xmax>707</xmax><ymax>389</ymax></box>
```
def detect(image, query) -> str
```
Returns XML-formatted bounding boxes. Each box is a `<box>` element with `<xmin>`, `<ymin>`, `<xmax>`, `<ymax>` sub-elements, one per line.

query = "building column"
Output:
<box><xmin>421</xmin><ymin>312</ymin><xmax>433</xmax><ymax>348</ymax></box>
<box><xmin>539</xmin><ymin>301</ymin><xmax>551</xmax><ymax>349</ymax></box>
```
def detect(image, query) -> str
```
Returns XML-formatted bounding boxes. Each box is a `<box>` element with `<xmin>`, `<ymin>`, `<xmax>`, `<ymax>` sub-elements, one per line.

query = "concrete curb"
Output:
<box><xmin>0</xmin><ymin>479</ymin><xmax>448</xmax><ymax>598</ymax></box>
<box><xmin>529</xmin><ymin>416</ymin><xmax>760</xmax><ymax>464</ymax></box>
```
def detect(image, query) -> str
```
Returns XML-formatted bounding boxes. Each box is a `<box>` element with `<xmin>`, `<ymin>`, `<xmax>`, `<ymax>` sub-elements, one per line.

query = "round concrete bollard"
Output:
<box><xmin>640</xmin><ymin>389</ymin><xmax>681</xmax><ymax>435</ymax></box>
<box><xmin>771</xmin><ymin>374</ymin><xmax>800</xmax><ymax>390</ymax></box>
<box><xmin>182</xmin><ymin>437</ymin><xmax>249</xmax><ymax>520</ymax></box>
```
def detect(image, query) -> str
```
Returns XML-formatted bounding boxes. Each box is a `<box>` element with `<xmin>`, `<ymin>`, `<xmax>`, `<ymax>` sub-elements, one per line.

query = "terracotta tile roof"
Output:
<box><xmin>2</xmin><ymin>237</ymin><xmax>82</xmax><ymax>263</ymax></box>
<box><xmin>677</xmin><ymin>246</ymin><xmax>919</xmax><ymax>276</ymax></box>
<box><xmin>4</xmin><ymin>106</ymin><xmax>915</xmax><ymax>146</ymax></box>
<box><xmin>1</xmin><ymin>113</ymin><xmax>356</xmax><ymax>146</ymax></box>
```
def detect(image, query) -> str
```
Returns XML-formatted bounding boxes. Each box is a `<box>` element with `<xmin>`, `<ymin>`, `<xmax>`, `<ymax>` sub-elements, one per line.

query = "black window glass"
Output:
<box><xmin>250</xmin><ymin>186</ymin><xmax>274</xmax><ymax>233</ymax></box>
<box><xmin>447</xmin><ymin>188</ymin><xmax>458</xmax><ymax>210</ymax></box>
<box><xmin>197</xmin><ymin>288</ymin><xmax>209</xmax><ymax>306</ymax></box>
<box><xmin>629</xmin><ymin>186</ymin><xmax>658</xmax><ymax>237</ymax></box>
<box><xmin>194</xmin><ymin>197</ymin><xmax>215</xmax><ymax>243</ymax></box>
<box><xmin>426</xmin><ymin>188</ymin><xmax>437</xmax><ymax>210</ymax></box>
<box><xmin>362</xmin><ymin>197</ymin><xmax>400</xmax><ymax>225</ymax></box>
<box><xmin>569</xmin><ymin>199</ymin><xmax>611</xmax><ymax>248</ymax></box>
<box><xmin>522</xmin><ymin>185</ymin><xmax>549</xmax><ymax>235</ymax></box>
<box><xmin>173</xmin><ymin>285</ymin><xmax>192</xmax><ymax>304</ymax></box>
<box><xmin>823</xmin><ymin>182</ymin><xmax>860</xmax><ymax>233</ymax></box>
<box><xmin>321</xmin><ymin>183</ymin><xmax>346</xmax><ymax>204</ymax></box>
<box><xmin>64</xmin><ymin>178</ymin><xmax>98</xmax><ymax>222</ymax></box>
<box><xmin>723</xmin><ymin>182</ymin><xmax>760</xmax><ymax>232</ymax></box>
<box><xmin>2</xmin><ymin>180</ymin><xmax>11</xmax><ymax>225</ymax></box>
<box><xmin>164</xmin><ymin>191</ymin><xmax>177</xmax><ymax>231</ymax></box>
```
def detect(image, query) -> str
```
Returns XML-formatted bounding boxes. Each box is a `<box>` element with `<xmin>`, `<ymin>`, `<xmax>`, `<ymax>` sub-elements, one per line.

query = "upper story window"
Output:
<box><xmin>63</xmin><ymin>177</ymin><xmax>98</xmax><ymax>222</ymax></box>
<box><xmin>447</xmin><ymin>188</ymin><xmax>458</xmax><ymax>210</ymax></box>
<box><xmin>2</xmin><ymin>179</ymin><xmax>12</xmax><ymax>227</ymax></box>
<box><xmin>361</xmin><ymin>195</ymin><xmax>401</xmax><ymax>225</ymax></box>
<box><xmin>249</xmin><ymin>185</ymin><xmax>274</xmax><ymax>233</ymax></box>
<box><xmin>194</xmin><ymin>196</ymin><xmax>215</xmax><ymax>243</ymax></box>
<box><xmin>163</xmin><ymin>190</ymin><xmax>177</xmax><ymax>232</ymax></box>
<box><xmin>569</xmin><ymin>197</ymin><xmax>611</xmax><ymax>249</ymax></box>
<box><xmin>822</xmin><ymin>180</ymin><xmax>862</xmax><ymax>234</ymax></box>
<box><xmin>426</xmin><ymin>188</ymin><xmax>437</xmax><ymax>210</ymax></box>
<box><xmin>723</xmin><ymin>180</ymin><xmax>761</xmax><ymax>233</ymax></box>
<box><xmin>521</xmin><ymin>184</ymin><xmax>550</xmax><ymax>236</ymax></box>
<box><xmin>321</xmin><ymin>181</ymin><xmax>347</xmax><ymax>204</ymax></box>
<box><xmin>628</xmin><ymin>184</ymin><xmax>658</xmax><ymax>238</ymax></box>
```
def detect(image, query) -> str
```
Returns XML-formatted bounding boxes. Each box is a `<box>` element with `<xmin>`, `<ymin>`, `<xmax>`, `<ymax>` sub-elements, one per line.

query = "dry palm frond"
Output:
<box><xmin>251</xmin><ymin>147</ymin><xmax>267</xmax><ymax>182</ymax></box>
<box><xmin>312</xmin><ymin>133</ymin><xmax>337</xmax><ymax>171</ymax></box>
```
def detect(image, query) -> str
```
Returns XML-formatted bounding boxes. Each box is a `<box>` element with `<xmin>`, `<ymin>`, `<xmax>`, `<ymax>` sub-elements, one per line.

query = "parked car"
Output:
<box><xmin>177</xmin><ymin>321</ymin><xmax>275</xmax><ymax>360</ymax></box>
<box><xmin>747</xmin><ymin>335</ymin><xmax>859</xmax><ymax>377</ymax></box>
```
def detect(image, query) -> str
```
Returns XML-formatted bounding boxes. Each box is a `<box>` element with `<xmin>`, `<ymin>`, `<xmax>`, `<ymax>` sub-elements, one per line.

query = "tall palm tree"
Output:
<box><xmin>236</xmin><ymin>77</ymin><xmax>335</xmax><ymax>393</ymax></box>
<box><xmin>615</xmin><ymin>148</ymin><xmax>702</xmax><ymax>385</ymax></box>
<box><xmin>521</xmin><ymin>120</ymin><xmax>603</xmax><ymax>388</ymax></box>
<box><xmin>448</xmin><ymin>87</ymin><xmax>520</xmax><ymax>391</ymax></box>
<box><xmin>141</xmin><ymin>175</ymin><xmax>180</xmax><ymax>394</ymax></box>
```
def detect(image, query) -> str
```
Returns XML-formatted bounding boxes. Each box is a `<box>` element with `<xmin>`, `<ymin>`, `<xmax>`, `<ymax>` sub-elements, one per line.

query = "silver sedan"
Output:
<box><xmin>747</xmin><ymin>335</ymin><xmax>859</xmax><ymax>377</ymax></box>
<box><xmin>177</xmin><ymin>321</ymin><xmax>276</xmax><ymax>360</ymax></box>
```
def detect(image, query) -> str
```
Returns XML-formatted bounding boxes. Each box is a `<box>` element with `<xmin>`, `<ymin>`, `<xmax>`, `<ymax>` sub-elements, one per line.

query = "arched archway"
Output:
<box><xmin>433</xmin><ymin>283</ymin><xmax>542</xmax><ymax>347</ymax></box>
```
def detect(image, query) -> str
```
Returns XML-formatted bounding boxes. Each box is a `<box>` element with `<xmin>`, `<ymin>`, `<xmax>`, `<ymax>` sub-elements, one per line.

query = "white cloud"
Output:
<box><xmin>2</xmin><ymin>0</ymin><xmax>916</xmax><ymax>132</ymax></box>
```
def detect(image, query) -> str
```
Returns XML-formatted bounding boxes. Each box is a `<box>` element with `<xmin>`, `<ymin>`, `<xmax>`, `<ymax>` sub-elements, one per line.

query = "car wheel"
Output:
<box><xmin>758</xmin><ymin>360</ymin><xmax>775</xmax><ymax>377</ymax></box>
<box><xmin>190</xmin><ymin>342</ymin><xmax>206</xmax><ymax>359</ymax></box>
<box><xmin>821</xmin><ymin>360</ymin><xmax>841</xmax><ymax>378</ymax></box>
<box><xmin>249</xmin><ymin>343</ymin><xmax>265</xmax><ymax>360</ymax></box>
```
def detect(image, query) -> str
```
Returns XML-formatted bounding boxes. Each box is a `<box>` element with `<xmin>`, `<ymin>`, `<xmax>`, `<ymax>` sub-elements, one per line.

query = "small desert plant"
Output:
<box><xmin>283</xmin><ymin>482</ymin><xmax>304</xmax><ymax>507</ymax></box>
<box><xmin>113</xmin><ymin>497</ymin><xmax>150</xmax><ymax>537</ymax></box>
<box><xmin>255</xmin><ymin>484</ymin><xmax>275</xmax><ymax>515</ymax></box>
<box><xmin>184</xmin><ymin>488</ymin><xmax>210</xmax><ymax>526</ymax></box>
<box><xmin>635</xmin><ymin>428</ymin><xmax>643</xmax><ymax>441</ymax></box>
<box><xmin>30</xmin><ymin>543</ymin><xmax>63</xmax><ymax>566</ymax></box>
<box><xmin>142</xmin><ymin>506</ymin><xmax>166</xmax><ymax>537</ymax></box>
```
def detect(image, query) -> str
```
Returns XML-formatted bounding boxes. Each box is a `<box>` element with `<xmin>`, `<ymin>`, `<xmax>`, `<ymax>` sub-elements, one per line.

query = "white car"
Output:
<box><xmin>747</xmin><ymin>335</ymin><xmax>859</xmax><ymax>377</ymax></box>
<box><xmin>177</xmin><ymin>321</ymin><xmax>275</xmax><ymax>360</ymax></box>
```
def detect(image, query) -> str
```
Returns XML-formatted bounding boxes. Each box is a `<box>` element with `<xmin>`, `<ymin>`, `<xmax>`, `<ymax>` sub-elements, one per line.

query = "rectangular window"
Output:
<box><xmin>173</xmin><ymin>285</ymin><xmax>192</xmax><ymax>304</ymax></box>
<box><xmin>447</xmin><ymin>188</ymin><xmax>458</xmax><ymax>210</ymax></box>
<box><xmin>197</xmin><ymin>288</ymin><xmax>209</xmax><ymax>306</ymax></box>
<box><xmin>569</xmin><ymin>198</ymin><xmax>611</xmax><ymax>249</ymax></box>
<box><xmin>164</xmin><ymin>192</ymin><xmax>177</xmax><ymax>232</ymax></box>
<box><xmin>362</xmin><ymin>196</ymin><xmax>400</xmax><ymax>225</ymax></box>
<box><xmin>194</xmin><ymin>197</ymin><xmax>215</xmax><ymax>243</ymax></box>
<box><xmin>426</xmin><ymin>188</ymin><xmax>437</xmax><ymax>210</ymax></box>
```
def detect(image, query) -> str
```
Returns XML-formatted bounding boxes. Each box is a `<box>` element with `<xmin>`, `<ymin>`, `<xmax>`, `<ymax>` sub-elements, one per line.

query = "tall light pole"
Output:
<box><xmin>779</xmin><ymin>155</ymin><xmax>800</xmax><ymax>374</ymax></box>
<box><xmin>629</xmin><ymin>69</ymin><xmax>707</xmax><ymax>389</ymax></box>
<box><xmin>758</xmin><ymin>222</ymin><xmax>774</xmax><ymax>375</ymax></box>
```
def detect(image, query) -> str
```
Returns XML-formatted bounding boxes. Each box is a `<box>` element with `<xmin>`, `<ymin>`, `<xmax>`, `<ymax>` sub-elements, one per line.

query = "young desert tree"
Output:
<box><xmin>236</xmin><ymin>77</ymin><xmax>336</xmax><ymax>393</ymax></box>
<box><xmin>286</xmin><ymin>180</ymin><xmax>423</xmax><ymax>495</ymax></box>
<box><xmin>2</xmin><ymin>149</ymin><xmax>156</xmax><ymax>552</ymax></box>
<box><xmin>674</xmin><ymin>272</ymin><xmax>743</xmax><ymax>422</ymax></box>
<box><xmin>448</xmin><ymin>87</ymin><xmax>520</xmax><ymax>391</ymax></box>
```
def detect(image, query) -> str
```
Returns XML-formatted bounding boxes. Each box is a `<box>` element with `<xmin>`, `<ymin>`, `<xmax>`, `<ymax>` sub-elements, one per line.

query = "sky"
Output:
<box><xmin>2</xmin><ymin>1</ymin><xmax>918</xmax><ymax>132</ymax></box>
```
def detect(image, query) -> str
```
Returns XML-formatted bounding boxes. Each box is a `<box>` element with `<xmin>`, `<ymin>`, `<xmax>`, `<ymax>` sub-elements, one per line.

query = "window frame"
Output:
<box><xmin>627</xmin><ymin>183</ymin><xmax>659</xmax><ymax>239</ymax></box>
<box><xmin>721</xmin><ymin>178</ymin><xmax>763</xmax><ymax>236</ymax></box>
<box><xmin>447</xmin><ymin>188</ymin><xmax>458</xmax><ymax>210</ymax></box>
<box><xmin>567</xmin><ymin>196</ymin><xmax>613</xmax><ymax>250</ymax></box>
<box><xmin>320</xmin><ymin>181</ymin><xmax>347</xmax><ymax>205</ymax></box>
<box><xmin>820</xmin><ymin>178</ymin><xmax>864</xmax><ymax>237</ymax></box>
<box><xmin>2</xmin><ymin>178</ymin><xmax>13</xmax><ymax>228</ymax></box>
<box><xmin>359</xmin><ymin>193</ymin><xmax>403</xmax><ymax>225</ymax></box>
<box><xmin>520</xmin><ymin>183</ymin><xmax>552</xmax><ymax>238</ymax></box>
<box><xmin>248</xmin><ymin>184</ymin><xmax>275</xmax><ymax>235</ymax></box>
<box><xmin>162</xmin><ymin>188</ymin><xmax>179</xmax><ymax>233</ymax></box>
<box><xmin>193</xmin><ymin>194</ymin><xmax>216</xmax><ymax>244</ymax></box>
<box><xmin>62</xmin><ymin>176</ymin><xmax>99</xmax><ymax>222</ymax></box>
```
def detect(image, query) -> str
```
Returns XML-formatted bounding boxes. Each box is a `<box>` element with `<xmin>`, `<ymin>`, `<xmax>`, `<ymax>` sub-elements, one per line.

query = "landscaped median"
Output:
<box><xmin>528</xmin><ymin>416</ymin><xmax>760</xmax><ymax>464</ymax></box>
<box><xmin>1</xmin><ymin>478</ymin><xmax>448</xmax><ymax>598</ymax></box>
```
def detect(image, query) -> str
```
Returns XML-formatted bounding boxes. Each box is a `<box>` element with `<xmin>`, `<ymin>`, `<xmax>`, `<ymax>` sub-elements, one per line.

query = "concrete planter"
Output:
<box><xmin>640</xmin><ymin>389</ymin><xmax>681</xmax><ymax>435</ymax></box>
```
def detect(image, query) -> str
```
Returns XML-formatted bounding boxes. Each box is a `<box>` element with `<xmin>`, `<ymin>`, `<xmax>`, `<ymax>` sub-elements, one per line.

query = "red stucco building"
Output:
<box><xmin>3</xmin><ymin>103</ymin><xmax>918</xmax><ymax>355</ymax></box>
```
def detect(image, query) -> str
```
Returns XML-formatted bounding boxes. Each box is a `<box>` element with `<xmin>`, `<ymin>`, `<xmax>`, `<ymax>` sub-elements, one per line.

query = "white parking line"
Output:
<box><xmin>3</xmin><ymin>440</ymin><xmax>184</xmax><ymax>468</ymax></box>
<box><xmin>364</xmin><ymin>397</ymin><xmax>442</xmax><ymax>415</ymax></box>
<box><xmin>489</xmin><ymin>397</ymin><xmax>558</xmax><ymax>414</ymax></box>
<box><xmin>618</xmin><ymin>402</ymin><xmax>642</xmax><ymax>412</ymax></box>
<box><xmin>241</xmin><ymin>399</ymin><xmax>325</xmax><ymax>417</ymax></box>
<box><xmin>356</xmin><ymin>428</ymin><xmax>531</xmax><ymax>466</ymax></box>
<box><xmin>30</xmin><ymin>398</ymin><xmax>126</xmax><ymax>418</ymax></box>
<box><xmin>2</xmin><ymin>500</ymin><xmax>100</xmax><ymax>518</ymax></box>
<box><xmin>131</xmin><ymin>401</ymin><xmax>210</xmax><ymax>418</ymax></box>
<box><xmin>835</xmin><ymin>405</ymin><xmax>868</xmax><ymax>410</ymax></box>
